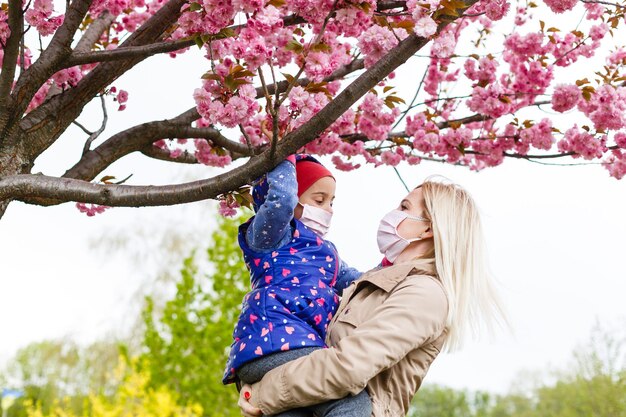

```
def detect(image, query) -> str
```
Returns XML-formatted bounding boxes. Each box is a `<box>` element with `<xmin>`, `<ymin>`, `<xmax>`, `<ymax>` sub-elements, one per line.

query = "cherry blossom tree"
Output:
<box><xmin>0</xmin><ymin>0</ymin><xmax>624</xmax><ymax>220</ymax></box>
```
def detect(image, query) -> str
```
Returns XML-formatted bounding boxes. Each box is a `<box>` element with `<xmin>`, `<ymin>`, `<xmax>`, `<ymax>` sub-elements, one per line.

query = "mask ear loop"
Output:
<box><xmin>394</xmin><ymin>212</ymin><xmax>429</xmax><ymax>242</ymax></box>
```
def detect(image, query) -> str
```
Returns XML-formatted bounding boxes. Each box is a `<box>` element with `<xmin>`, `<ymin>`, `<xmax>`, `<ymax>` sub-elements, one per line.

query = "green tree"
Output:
<box><xmin>0</xmin><ymin>339</ymin><xmax>121</xmax><ymax>417</ymax></box>
<box><xmin>409</xmin><ymin>385</ymin><xmax>472</xmax><ymax>417</ymax></box>
<box><xmin>141</xmin><ymin>213</ymin><xmax>249</xmax><ymax>417</ymax></box>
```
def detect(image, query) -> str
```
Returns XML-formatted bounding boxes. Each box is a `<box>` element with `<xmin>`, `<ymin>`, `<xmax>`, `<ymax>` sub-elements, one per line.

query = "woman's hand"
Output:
<box><xmin>238</xmin><ymin>384</ymin><xmax>262</xmax><ymax>417</ymax></box>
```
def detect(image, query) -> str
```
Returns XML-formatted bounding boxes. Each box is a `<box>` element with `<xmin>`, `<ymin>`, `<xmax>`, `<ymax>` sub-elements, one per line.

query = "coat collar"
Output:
<box><xmin>358</xmin><ymin>259</ymin><xmax>437</xmax><ymax>293</ymax></box>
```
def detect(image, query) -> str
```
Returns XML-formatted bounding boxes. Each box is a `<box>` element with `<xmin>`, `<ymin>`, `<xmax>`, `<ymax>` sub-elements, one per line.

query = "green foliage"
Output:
<box><xmin>141</xmin><ymin>213</ymin><xmax>249</xmax><ymax>417</ymax></box>
<box><xmin>21</xmin><ymin>356</ymin><xmax>203</xmax><ymax>417</ymax></box>
<box><xmin>409</xmin><ymin>323</ymin><xmax>626</xmax><ymax>417</ymax></box>
<box><xmin>0</xmin><ymin>340</ymin><xmax>121</xmax><ymax>417</ymax></box>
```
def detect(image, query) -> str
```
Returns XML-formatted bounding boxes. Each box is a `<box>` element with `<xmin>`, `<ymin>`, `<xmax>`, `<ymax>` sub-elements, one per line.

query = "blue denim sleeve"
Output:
<box><xmin>246</xmin><ymin>161</ymin><xmax>298</xmax><ymax>252</ymax></box>
<box><xmin>334</xmin><ymin>259</ymin><xmax>362</xmax><ymax>295</ymax></box>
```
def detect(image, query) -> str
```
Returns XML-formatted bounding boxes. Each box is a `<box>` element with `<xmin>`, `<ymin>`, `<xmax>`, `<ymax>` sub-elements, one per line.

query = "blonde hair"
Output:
<box><xmin>420</xmin><ymin>177</ymin><xmax>506</xmax><ymax>352</ymax></box>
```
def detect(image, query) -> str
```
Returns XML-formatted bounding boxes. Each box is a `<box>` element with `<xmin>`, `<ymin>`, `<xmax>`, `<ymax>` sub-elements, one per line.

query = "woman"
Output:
<box><xmin>238</xmin><ymin>178</ymin><xmax>506</xmax><ymax>417</ymax></box>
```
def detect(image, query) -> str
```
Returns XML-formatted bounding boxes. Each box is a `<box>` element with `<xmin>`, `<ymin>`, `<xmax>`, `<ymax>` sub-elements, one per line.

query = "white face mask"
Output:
<box><xmin>377</xmin><ymin>209</ymin><xmax>429</xmax><ymax>263</ymax></box>
<box><xmin>298</xmin><ymin>203</ymin><xmax>332</xmax><ymax>237</ymax></box>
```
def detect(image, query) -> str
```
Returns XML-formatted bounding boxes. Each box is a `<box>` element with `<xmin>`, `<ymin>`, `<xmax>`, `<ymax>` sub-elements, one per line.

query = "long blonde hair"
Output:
<box><xmin>420</xmin><ymin>178</ymin><xmax>506</xmax><ymax>352</ymax></box>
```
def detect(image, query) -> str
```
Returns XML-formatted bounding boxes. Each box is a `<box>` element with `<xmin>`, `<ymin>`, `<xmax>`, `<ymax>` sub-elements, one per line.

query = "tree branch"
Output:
<box><xmin>3</xmin><ymin>2</ymin><xmax>472</xmax><ymax>207</ymax></box>
<box><xmin>19</xmin><ymin>0</ymin><xmax>188</xmax><ymax>160</ymax></box>
<box><xmin>0</xmin><ymin>0</ymin><xmax>24</xmax><ymax>124</ymax></box>
<box><xmin>139</xmin><ymin>145</ymin><xmax>200</xmax><ymax>164</ymax></box>
<box><xmin>63</xmin><ymin>123</ymin><xmax>250</xmax><ymax>181</ymax></box>
<box><xmin>82</xmin><ymin>95</ymin><xmax>108</xmax><ymax>155</ymax></box>
<box><xmin>66</xmin><ymin>37</ymin><xmax>196</xmax><ymax>67</ymax></box>
<box><xmin>73</xmin><ymin>11</ymin><xmax>115</xmax><ymax>53</ymax></box>
<box><xmin>2</xmin><ymin>0</ymin><xmax>94</xmax><ymax>137</ymax></box>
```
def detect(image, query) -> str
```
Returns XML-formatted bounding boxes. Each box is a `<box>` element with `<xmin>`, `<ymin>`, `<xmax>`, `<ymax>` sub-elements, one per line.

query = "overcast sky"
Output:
<box><xmin>1</xmin><ymin>6</ymin><xmax>626</xmax><ymax>395</ymax></box>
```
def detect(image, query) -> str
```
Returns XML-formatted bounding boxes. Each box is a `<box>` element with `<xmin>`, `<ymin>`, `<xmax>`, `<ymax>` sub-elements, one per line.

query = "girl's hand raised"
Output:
<box><xmin>238</xmin><ymin>384</ymin><xmax>262</xmax><ymax>417</ymax></box>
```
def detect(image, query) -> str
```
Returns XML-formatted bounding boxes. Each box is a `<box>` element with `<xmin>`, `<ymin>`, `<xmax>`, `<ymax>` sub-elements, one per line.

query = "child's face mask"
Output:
<box><xmin>377</xmin><ymin>209</ymin><xmax>429</xmax><ymax>263</ymax></box>
<box><xmin>298</xmin><ymin>202</ymin><xmax>332</xmax><ymax>237</ymax></box>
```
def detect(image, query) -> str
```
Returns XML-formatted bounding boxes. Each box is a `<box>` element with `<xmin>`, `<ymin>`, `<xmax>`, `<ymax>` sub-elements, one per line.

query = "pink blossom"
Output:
<box><xmin>248</xmin><ymin>5</ymin><xmax>283</xmax><ymax>35</ymax></box>
<box><xmin>25</xmin><ymin>0</ymin><xmax>64</xmax><ymax>36</ymax></box>
<box><xmin>333</xmin><ymin>8</ymin><xmax>371</xmax><ymax>37</ymax></box>
<box><xmin>232</xmin><ymin>0</ymin><xmax>264</xmax><ymax>13</ymax></box>
<box><xmin>414</xmin><ymin>16</ymin><xmax>437</xmax><ymax>38</ymax></box>
<box><xmin>552</xmin><ymin>84</ymin><xmax>581</xmax><ymax>112</ymax></box>
<box><xmin>26</xmin><ymin>83</ymin><xmax>51</xmax><ymax>113</ymax></box>
<box><xmin>431</xmin><ymin>31</ymin><xmax>457</xmax><ymax>58</ymax></box>
<box><xmin>503</xmin><ymin>32</ymin><xmax>545</xmax><ymax>58</ymax></box>
<box><xmin>356</xmin><ymin>93</ymin><xmax>399</xmax><ymax>141</ymax></box>
<box><xmin>331</xmin><ymin>155</ymin><xmax>361</xmax><ymax>171</ymax></box>
<box><xmin>406</xmin><ymin>155</ymin><xmax>422</xmax><ymax>165</ymax></box>
<box><xmin>558</xmin><ymin>126</ymin><xmax>606</xmax><ymax>159</ymax></box>
<box><xmin>607</xmin><ymin>48</ymin><xmax>626</xmax><ymax>66</ymax></box>
<box><xmin>578</xmin><ymin>85</ymin><xmax>626</xmax><ymax>131</ymax></box>
<box><xmin>466</xmin><ymin>84</ymin><xmax>512</xmax><ymax>118</ymax></box>
<box><xmin>194</xmin><ymin>139</ymin><xmax>233</xmax><ymax>167</ymax></box>
<box><xmin>381</xmin><ymin>150</ymin><xmax>403</xmax><ymax>166</ymax></box>
<box><xmin>303</xmin><ymin>52</ymin><xmax>335</xmax><ymax>82</ymax></box>
<box><xmin>543</xmin><ymin>0</ymin><xmax>578</xmax><ymax>13</ymax></box>
<box><xmin>519</xmin><ymin>118</ymin><xmax>554</xmax><ymax>151</ymax></box>
<box><xmin>583</xmin><ymin>1</ymin><xmax>604</xmax><ymax>19</ymax></box>
<box><xmin>117</xmin><ymin>89</ymin><xmax>129</xmax><ymax>111</ymax></box>
<box><xmin>603</xmin><ymin>149</ymin><xmax>626</xmax><ymax>179</ymax></box>
<box><xmin>514</xmin><ymin>6</ymin><xmax>529</xmax><ymax>25</ymax></box>
<box><xmin>615</xmin><ymin>132</ymin><xmax>626</xmax><ymax>149</ymax></box>
<box><xmin>464</xmin><ymin>57</ymin><xmax>498</xmax><ymax>85</ymax></box>
<box><xmin>304</xmin><ymin>132</ymin><xmax>342</xmax><ymax>155</ymax></box>
<box><xmin>589</xmin><ymin>23</ymin><xmax>609</xmax><ymax>41</ymax></box>
<box><xmin>0</xmin><ymin>11</ymin><xmax>10</xmax><ymax>45</ymax></box>
<box><xmin>221</xmin><ymin>95</ymin><xmax>255</xmax><ymax>128</ymax></box>
<box><xmin>483</xmin><ymin>0</ymin><xmax>510</xmax><ymax>20</ymax></box>
<box><xmin>357</xmin><ymin>25</ymin><xmax>399</xmax><ymax>68</ymax></box>
<box><xmin>76</xmin><ymin>202</ymin><xmax>110</xmax><ymax>217</ymax></box>
<box><xmin>338</xmin><ymin>140</ymin><xmax>365</xmax><ymax>157</ymax></box>
<box><xmin>169</xmin><ymin>148</ymin><xmax>183</xmax><ymax>158</ymax></box>
<box><xmin>218</xmin><ymin>199</ymin><xmax>239</xmax><ymax>217</ymax></box>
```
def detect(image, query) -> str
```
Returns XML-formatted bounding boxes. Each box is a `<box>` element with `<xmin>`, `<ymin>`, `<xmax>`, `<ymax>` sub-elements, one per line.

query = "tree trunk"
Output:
<box><xmin>0</xmin><ymin>138</ymin><xmax>30</xmax><ymax>220</ymax></box>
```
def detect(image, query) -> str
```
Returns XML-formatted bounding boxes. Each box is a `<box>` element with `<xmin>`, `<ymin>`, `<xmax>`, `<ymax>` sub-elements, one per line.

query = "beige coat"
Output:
<box><xmin>252</xmin><ymin>259</ymin><xmax>449</xmax><ymax>417</ymax></box>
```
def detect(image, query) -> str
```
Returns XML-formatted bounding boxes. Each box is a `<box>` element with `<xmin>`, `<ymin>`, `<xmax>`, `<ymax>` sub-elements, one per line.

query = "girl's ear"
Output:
<box><xmin>422</xmin><ymin>227</ymin><xmax>434</xmax><ymax>239</ymax></box>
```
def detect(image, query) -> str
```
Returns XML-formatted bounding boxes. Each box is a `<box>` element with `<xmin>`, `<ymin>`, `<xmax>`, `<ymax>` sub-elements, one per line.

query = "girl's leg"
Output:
<box><xmin>237</xmin><ymin>347</ymin><xmax>321</xmax><ymax>384</ymax></box>
<box><xmin>309</xmin><ymin>390</ymin><xmax>372</xmax><ymax>417</ymax></box>
<box><xmin>237</xmin><ymin>347</ymin><xmax>321</xmax><ymax>417</ymax></box>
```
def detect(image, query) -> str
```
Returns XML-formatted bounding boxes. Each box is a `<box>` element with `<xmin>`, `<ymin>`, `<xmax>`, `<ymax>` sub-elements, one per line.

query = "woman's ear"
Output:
<box><xmin>422</xmin><ymin>227</ymin><xmax>434</xmax><ymax>239</ymax></box>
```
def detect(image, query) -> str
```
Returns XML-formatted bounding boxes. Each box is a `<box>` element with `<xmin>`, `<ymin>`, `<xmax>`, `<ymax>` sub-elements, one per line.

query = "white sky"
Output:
<box><xmin>1</xmin><ymin>4</ymin><xmax>626</xmax><ymax>395</ymax></box>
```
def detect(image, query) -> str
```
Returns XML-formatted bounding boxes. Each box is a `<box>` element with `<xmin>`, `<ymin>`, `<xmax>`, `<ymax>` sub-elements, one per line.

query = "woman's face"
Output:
<box><xmin>396</xmin><ymin>187</ymin><xmax>431</xmax><ymax>240</ymax></box>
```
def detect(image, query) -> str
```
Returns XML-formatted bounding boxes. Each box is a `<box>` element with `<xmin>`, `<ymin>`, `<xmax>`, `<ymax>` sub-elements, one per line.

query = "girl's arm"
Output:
<box><xmin>247</xmin><ymin>275</ymin><xmax>448</xmax><ymax>415</ymax></box>
<box><xmin>246</xmin><ymin>157</ymin><xmax>298</xmax><ymax>252</ymax></box>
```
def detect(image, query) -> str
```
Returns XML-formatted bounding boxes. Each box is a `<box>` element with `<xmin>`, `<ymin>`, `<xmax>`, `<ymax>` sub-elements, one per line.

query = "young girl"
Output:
<box><xmin>223</xmin><ymin>154</ymin><xmax>371</xmax><ymax>417</ymax></box>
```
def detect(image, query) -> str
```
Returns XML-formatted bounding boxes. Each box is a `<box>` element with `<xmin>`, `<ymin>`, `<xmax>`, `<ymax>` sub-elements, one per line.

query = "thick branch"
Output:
<box><xmin>59</xmin><ymin>56</ymin><xmax>363</xmax><ymax>182</ymax></box>
<box><xmin>3</xmin><ymin>2</ymin><xmax>470</xmax><ymax>207</ymax></box>
<box><xmin>73</xmin><ymin>11</ymin><xmax>115</xmax><ymax>53</ymax></box>
<box><xmin>63</xmin><ymin>123</ymin><xmax>249</xmax><ymax>181</ymax></box>
<box><xmin>2</xmin><ymin>0</ymin><xmax>94</xmax><ymax>137</ymax></box>
<box><xmin>0</xmin><ymin>0</ymin><xmax>24</xmax><ymax>123</ymax></box>
<box><xmin>19</xmin><ymin>0</ymin><xmax>187</xmax><ymax>159</ymax></box>
<box><xmin>66</xmin><ymin>37</ymin><xmax>196</xmax><ymax>67</ymax></box>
